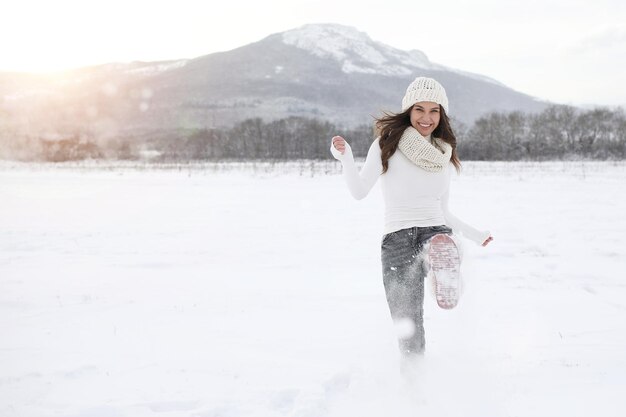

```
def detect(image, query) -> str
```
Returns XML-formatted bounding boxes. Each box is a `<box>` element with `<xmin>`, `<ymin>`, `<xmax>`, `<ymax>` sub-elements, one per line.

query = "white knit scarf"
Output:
<box><xmin>397</xmin><ymin>126</ymin><xmax>452</xmax><ymax>172</ymax></box>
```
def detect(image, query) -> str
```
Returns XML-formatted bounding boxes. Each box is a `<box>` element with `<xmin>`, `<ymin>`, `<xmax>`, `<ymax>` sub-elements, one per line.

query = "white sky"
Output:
<box><xmin>3</xmin><ymin>0</ymin><xmax>625</xmax><ymax>106</ymax></box>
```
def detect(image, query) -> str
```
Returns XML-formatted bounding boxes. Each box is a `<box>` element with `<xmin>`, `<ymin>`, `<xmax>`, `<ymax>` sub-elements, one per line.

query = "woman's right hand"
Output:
<box><xmin>332</xmin><ymin>136</ymin><xmax>347</xmax><ymax>155</ymax></box>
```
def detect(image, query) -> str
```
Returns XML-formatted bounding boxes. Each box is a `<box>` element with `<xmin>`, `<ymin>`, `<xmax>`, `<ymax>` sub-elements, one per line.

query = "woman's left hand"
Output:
<box><xmin>482</xmin><ymin>236</ymin><xmax>494</xmax><ymax>247</ymax></box>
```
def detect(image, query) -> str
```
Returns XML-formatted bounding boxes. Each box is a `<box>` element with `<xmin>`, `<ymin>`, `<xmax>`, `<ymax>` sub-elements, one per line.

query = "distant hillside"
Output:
<box><xmin>0</xmin><ymin>23</ymin><xmax>549</xmax><ymax>141</ymax></box>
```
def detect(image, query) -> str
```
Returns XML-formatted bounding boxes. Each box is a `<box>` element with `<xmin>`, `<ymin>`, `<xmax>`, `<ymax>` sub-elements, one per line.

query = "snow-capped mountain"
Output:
<box><xmin>281</xmin><ymin>24</ymin><xmax>441</xmax><ymax>76</ymax></box>
<box><xmin>280</xmin><ymin>24</ymin><xmax>505</xmax><ymax>88</ymax></box>
<box><xmin>0</xmin><ymin>23</ymin><xmax>548</xmax><ymax>133</ymax></box>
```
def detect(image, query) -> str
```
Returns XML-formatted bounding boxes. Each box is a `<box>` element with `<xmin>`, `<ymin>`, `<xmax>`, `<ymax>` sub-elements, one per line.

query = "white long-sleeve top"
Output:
<box><xmin>330</xmin><ymin>137</ymin><xmax>490</xmax><ymax>245</ymax></box>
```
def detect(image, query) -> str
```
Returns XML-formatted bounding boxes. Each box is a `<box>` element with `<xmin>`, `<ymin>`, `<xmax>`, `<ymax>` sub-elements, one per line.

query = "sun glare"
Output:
<box><xmin>3</xmin><ymin>0</ymin><xmax>170</xmax><ymax>73</ymax></box>
<box><xmin>4</xmin><ymin>3</ymin><xmax>110</xmax><ymax>73</ymax></box>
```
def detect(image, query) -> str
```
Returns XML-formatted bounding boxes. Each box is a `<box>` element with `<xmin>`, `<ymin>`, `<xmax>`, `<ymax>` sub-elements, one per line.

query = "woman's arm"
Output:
<box><xmin>330</xmin><ymin>136</ymin><xmax>382</xmax><ymax>200</ymax></box>
<box><xmin>441</xmin><ymin>187</ymin><xmax>492</xmax><ymax>246</ymax></box>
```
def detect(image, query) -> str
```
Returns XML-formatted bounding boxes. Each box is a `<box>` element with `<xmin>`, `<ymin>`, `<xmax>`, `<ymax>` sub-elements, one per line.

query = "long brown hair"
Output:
<box><xmin>375</xmin><ymin>105</ymin><xmax>461</xmax><ymax>174</ymax></box>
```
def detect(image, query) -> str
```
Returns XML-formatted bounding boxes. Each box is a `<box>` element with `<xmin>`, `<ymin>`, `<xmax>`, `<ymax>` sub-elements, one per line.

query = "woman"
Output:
<box><xmin>330</xmin><ymin>76</ymin><xmax>493</xmax><ymax>357</ymax></box>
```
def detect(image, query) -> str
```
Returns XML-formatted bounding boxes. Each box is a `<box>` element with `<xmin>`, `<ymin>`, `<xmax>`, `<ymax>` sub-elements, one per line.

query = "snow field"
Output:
<box><xmin>1</xmin><ymin>162</ymin><xmax>625</xmax><ymax>416</ymax></box>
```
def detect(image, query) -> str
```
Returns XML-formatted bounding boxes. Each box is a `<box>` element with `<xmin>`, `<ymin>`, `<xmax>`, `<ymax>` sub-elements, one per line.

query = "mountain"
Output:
<box><xmin>1</xmin><ymin>23</ymin><xmax>549</xmax><ymax>138</ymax></box>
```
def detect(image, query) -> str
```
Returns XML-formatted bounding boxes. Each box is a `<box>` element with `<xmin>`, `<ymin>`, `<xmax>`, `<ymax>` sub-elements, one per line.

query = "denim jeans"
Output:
<box><xmin>380</xmin><ymin>225</ymin><xmax>453</xmax><ymax>355</ymax></box>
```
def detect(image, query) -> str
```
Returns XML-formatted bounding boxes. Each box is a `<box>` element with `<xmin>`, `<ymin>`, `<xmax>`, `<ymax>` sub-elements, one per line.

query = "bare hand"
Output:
<box><xmin>482</xmin><ymin>236</ymin><xmax>494</xmax><ymax>247</ymax></box>
<box><xmin>332</xmin><ymin>136</ymin><xmax>346</xmax><ymax>155</ymax></box>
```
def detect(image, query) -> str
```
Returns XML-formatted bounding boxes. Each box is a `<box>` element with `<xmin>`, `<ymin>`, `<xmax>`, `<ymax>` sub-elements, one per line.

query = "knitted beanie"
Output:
<box><xmin>401</xmin><ymin>77</ymin><xmax>449</xmax><ymax>114</ymax></box>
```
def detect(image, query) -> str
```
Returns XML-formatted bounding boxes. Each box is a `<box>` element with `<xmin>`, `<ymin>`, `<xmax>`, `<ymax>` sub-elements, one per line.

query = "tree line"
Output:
<box><xmin>1</xmin><ymin>105</ymin><xmax>624</xmax><ymax>162</ymax></box>
<box><xmin>460</xmin><ymin>105</ymin><xmax>626</xmax><ymax>160</ymax></box>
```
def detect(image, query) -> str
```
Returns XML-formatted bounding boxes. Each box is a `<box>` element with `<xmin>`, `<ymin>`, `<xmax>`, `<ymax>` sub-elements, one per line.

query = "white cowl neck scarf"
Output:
<box><xmin>397</xmin><ymin>126</ymin><xmax>452</xmax><ymax>172</ymax></box>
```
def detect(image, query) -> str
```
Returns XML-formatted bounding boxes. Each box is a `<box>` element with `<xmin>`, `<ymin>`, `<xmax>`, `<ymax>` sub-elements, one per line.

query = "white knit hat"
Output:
<box><xmin>401</xmin><ymin>77</ymin><xmax>449</xmax><ymax>114</ymax></box>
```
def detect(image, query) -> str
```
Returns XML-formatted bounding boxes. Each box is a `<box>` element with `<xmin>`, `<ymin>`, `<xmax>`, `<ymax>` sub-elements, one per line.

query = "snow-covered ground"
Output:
<box><xmin>1</xmin><ymin>161</ymin><xmax>625</xmax><ymax>417</ymax></box>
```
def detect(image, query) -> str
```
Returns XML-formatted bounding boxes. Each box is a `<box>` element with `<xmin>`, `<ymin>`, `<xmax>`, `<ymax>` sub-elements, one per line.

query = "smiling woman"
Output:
<box><xmin>329</xmin><ymin>76</ymin><xmax>493</xmax><ymax>363</ymax></box>
<box><xmin>410</xmin><ymin>103</ymin><xmax>441</xmax><ymax>137</ymax></box>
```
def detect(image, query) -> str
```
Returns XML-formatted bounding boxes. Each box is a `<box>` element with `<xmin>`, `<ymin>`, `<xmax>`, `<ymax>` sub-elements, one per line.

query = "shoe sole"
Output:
<box><xmin>428</xmin><ymin>234</ymin><xmax>460</xmax><ymax>309</ymax></box>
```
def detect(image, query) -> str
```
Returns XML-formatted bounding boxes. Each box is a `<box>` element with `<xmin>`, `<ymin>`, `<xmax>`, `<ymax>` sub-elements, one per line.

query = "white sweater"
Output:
<box><xmin>330</xmin><ymin>137</ymin><xmax>490</xmax><ymax>245</ymax></box>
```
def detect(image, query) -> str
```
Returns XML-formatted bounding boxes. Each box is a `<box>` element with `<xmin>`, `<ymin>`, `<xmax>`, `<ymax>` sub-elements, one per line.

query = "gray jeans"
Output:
<box><xmin>380</xmin><ymin>225</ymin><xmax>453</xmax><ymax>355</ymax></box>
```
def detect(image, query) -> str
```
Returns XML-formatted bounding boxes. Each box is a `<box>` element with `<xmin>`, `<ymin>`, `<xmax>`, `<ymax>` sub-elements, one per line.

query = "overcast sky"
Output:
<box><xmin>4</xmin><ymin>0</ymin><xmax>625</xmax><ymax>107</ymax></box>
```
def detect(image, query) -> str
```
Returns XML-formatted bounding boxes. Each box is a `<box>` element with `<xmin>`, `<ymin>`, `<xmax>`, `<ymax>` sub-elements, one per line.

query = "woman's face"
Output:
<box><xmin>410</xmin><ymin>101</ymin><xmax>441</xmax><ymax>137</ymax></box>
